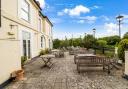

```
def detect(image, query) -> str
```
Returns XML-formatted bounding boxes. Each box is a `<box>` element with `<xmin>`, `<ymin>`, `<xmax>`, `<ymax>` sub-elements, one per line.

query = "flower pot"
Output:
<box><xmin>15</xmin><ymin>69</ymin><xmax>24</xmax><ymax>81</ymax></box>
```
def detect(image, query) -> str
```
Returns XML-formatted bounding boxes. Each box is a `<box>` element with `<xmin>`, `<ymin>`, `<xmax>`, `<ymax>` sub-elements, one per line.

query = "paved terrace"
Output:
<box><xmin>5</xmin><ymin>52</ymin><xmax>128</xmax><ymax>89</ymax></box>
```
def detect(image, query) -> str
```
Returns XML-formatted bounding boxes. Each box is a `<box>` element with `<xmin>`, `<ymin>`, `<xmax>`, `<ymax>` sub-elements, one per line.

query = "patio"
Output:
<box><xmin>5</xmin><ymin>52</ymin><xmax>128</xmax><ymax>89</ymax></box>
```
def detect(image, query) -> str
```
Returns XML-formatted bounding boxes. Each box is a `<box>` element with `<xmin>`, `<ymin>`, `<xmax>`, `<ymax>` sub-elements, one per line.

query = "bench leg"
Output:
<box><xmin>108</xmin><ymin>65</ymin><xmax>110</xmax><ymax>74</ymax></box>
<box><xmin>77</xmin><ymin>65</ymin><xmax>80</xmax><ymax>73</ymax></box>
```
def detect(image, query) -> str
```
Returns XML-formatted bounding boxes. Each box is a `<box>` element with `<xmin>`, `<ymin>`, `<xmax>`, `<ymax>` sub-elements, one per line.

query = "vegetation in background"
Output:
<box><xmin>99</xmin><ymin>35</ymin><xmax>120</xmax><ymax>45</ymax></box>
<box><xmin>96</xmin><ymin>40</ymin><xmax>107</xmax><ymax>54</ymax></box>
<box><xmin>83</xmin><ymin>34</ymin><xmax>96</xmax><ymax>50</ymax></box>
<box><xmin>123</xmin><ymin>32</ymin><xmax>128</xmax><ymax>39</ymax></box>
<box><xmin>53</xmin><ymin>32</ymin><xmax>128</xmax><ymax>58</ymax></box>
<box><xmin>118</xmin><ymin>39</ymin><xmax>128</xmax><ymax>62</ymax></box>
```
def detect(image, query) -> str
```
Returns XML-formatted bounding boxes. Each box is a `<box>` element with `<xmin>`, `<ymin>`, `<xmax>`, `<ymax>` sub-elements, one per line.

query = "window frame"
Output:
<box><xmin>21</xmin><ymin>0</ymin><xmax>30</xmax><ymax>22</ymax></box>
<box><xmin>41</xmin><ymin>36</ymin><xmax>45</xmax><ymax>48</ymax></box>
<box><xmin>39</xmin><ymin>18</ymin><xmax>42</xmax><ymax>32</ymax></box>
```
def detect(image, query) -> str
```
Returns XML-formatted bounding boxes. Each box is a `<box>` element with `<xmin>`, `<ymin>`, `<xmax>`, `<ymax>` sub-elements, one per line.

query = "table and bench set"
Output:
<box><xmin>39</xmin><ymin>48</ymin><xmax>117</xmax><ymax>74</ymax></box>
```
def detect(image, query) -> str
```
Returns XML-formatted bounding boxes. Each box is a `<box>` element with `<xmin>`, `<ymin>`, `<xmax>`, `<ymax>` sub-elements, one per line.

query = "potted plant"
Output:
<box><xmin>21</xmin><ymin>56</ymin><xmax>27</xmax><ymax>68</ymax></box>
<box><xmin>15</xmin><ymin>69</ymin><xmax>24</xmax><ymax>81</ymax></box>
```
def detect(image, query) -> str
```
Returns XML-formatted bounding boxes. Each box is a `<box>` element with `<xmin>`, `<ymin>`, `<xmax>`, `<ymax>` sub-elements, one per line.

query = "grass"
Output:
<box><xmin>96</xmin><ymin>49</ymin><xmax>115</xmax><ymax>58</ymax></box>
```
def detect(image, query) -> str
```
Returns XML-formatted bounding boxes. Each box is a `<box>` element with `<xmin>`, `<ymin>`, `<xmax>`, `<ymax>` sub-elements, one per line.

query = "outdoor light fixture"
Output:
<box><xmin>116</xmin><ymin>15</ymin><xmax>124</xmax><ymax>38</ymax></box>
<box><xmin>93</xmin><ymin>28</ymin><xmax>96</xmax><ymax>38</ymax></box>
<box><xmin>10</xmin><ymin>24</ymin><xmax>18</xmax><ymax>29</ymax></box>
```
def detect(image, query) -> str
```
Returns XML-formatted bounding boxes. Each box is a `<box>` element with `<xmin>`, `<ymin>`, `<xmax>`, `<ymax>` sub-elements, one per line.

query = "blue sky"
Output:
<box><xmin>37</xmin><ymin>0</ymin><xmax>128</xmax><ymax>39</ymax></box>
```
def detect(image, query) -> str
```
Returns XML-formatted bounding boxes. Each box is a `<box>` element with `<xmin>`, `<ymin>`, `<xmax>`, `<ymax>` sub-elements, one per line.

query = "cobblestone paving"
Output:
<box><xmin>5</xmin><ymin>52</ymin><xmax>128</xmax><ymax>89</ymax></box>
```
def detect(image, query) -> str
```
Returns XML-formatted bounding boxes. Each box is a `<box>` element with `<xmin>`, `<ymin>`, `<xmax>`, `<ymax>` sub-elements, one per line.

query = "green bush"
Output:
<box><xmin>118</xmin><ymin>39</ymin><xmax>128</xmax><ymax>62</ymax></box>
<box><xmin>45</xmin><ymin>48</ymin><xmax>50</xmax><ymax>54</ymax></box>
<box><xmin>39</xmin><ymin>48</ymin><xmax>51</xmax><ymax>56</ymax></box>
<box><xmin>39</xmin><ymin>50</ymin><xmax>46</xmax><ymax>56</ymax></box>
<box><xmin>21</xmin><ymin>56</ymin><xmax>27</xmax><ymax>66</ymax></box>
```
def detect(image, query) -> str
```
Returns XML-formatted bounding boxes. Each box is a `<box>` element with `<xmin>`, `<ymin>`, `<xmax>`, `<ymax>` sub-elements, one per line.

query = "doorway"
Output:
<box><xmin>22</xmin><ymin>31</ymin><xmax>31</xmax><ymax>59</ymax></box>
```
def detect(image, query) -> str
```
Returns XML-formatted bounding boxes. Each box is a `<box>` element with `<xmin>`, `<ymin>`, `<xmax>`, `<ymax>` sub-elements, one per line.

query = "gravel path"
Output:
<box><xmin>5</xmin><ymin>52</ymin><xmax>128</xmax><ymax>89</ymax></box>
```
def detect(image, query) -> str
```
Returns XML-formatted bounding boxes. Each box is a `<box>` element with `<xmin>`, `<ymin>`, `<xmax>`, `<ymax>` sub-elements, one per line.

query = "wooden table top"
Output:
<box><xmin>41</xmin><ymin>54</ymin><xmax>55</xmax><ymax>58</ymax></box>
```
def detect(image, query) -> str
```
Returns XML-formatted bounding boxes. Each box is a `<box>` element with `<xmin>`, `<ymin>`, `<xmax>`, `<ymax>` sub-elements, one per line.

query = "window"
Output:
<box><xmin>49</xmin><ymin>39</ymin><xmax>50</xmax><ymax>48</ymax></box>
<box><xmin>39</xmin><ymin>18</ymin><xmax>41</xmax><ymax>32</ymax></box>
<box><xmin>21</xmin><ymin>0</ymin><xmax>30</xmax><ymax>21</ymax></box>
<box><xmin>41</xmin><ymin>36</ymin><xmax>45</xmax><ymax>48</ymax></box>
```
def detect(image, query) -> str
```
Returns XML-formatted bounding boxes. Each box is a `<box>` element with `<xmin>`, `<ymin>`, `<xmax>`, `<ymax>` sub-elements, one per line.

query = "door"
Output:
<box><xmin>22</xmin><ymin>31</ymin><xmax>31</xmax><ymax>59</ymax></box>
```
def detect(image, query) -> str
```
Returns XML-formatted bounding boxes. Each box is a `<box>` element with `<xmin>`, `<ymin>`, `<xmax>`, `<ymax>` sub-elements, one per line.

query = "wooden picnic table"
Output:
<box><xmin>40</xmin><ymin>54</ymin><xmax>55</xmax><ymax>68</ymax></box>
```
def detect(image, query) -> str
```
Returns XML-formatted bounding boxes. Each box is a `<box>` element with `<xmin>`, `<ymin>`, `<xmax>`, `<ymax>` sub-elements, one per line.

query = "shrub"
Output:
<box><xmin>45</xmin><ymin>48</ymin><xmax>50</xmax><ymax>54</ymax></box>
<box><xmin>21</xmin><ymin>56</ymin><xmax>27</xmax><ymax>66</ymax></box>
<box><xmin>39</xmin><ymin>48</ymin><xmax>51</xmax><ymax>56</ymax></box>
<box><xmin>118</xmin><ymin>39</ymin><xmax>128</xmax><ymax>62</ymax></box>
<box><xmin>39</xmin><ymin>50</ymin><xmax>46</xmax><ymax>56</ymax></box>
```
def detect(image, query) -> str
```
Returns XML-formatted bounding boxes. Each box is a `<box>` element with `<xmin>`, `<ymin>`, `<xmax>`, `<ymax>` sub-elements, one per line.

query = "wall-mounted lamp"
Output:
<box><xmin>10</xmin><ymin>24</ymin><xmax>18</xmax><ymax>29</ymax></box>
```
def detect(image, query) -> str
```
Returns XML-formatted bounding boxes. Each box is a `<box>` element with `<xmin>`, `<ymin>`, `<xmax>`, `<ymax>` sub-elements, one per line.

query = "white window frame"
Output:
<box><xmin>21</xmin><ymin>0</ymin><xmax>30</xmax><ymax>22</ymax></box>
<box><xmin>39</xmin><ymin>18</ymin><xmax>42</xmax><ymax>32</ymax></box>
<box><xmin>41</xmin><ymin>36</ymin><xmax>45</xmax><ymax>48</ymax></box>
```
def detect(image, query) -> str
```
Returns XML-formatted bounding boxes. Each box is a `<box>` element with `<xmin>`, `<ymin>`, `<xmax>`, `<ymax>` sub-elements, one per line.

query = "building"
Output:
<box><xmin>0</xmin><ymin>0</ymin><xmax>53</xmax><ymax>85</ymax></box>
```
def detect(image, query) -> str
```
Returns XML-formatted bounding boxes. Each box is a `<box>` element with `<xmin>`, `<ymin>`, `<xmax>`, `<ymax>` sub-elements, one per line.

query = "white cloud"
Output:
<box><xmin>91</xmin><ymin>5</ymin><xmax>100</xmax><ymax>9</ymax></box>
<box><xmin>93</xmin><ymin>5</ymin><xmax>99</xmax><ymax>9</ymax></box>
<box><xmin>53</xmin><ymin>31</ymin><xmax>85</xmax><ymax>39</ymax></box>
<box><xmin>57</xmin><ymin>5</ymin><xmax>90</xmax><ymax>16</ymax></box>
<box><xmin>121</xmin><ymin>14</ymin><xmax>128</xmax><ymax>24</ymax></box>
<box><xmin>100</xmin><ymin>15</ymin><xmax>110</xmax><ymax>21</ymax></box>
<box><xmin>77</xmin><ymin>20</ymin><xmax>85</xmax><ymax>24</ymax></box>
<box><xmin>122</xmin><ymin>14</ymin><xmax>128</xmax><ymax>19</ymax></box>
<box><xmin>50</xmin><ymin>18</ymin><xmax>63</xmax><ymax>24</ymax></box>
<box><xmin>78</xmin><ymin>16</ymin><xmax>97</xmax><ymax>24</ymax></box>
<box><xmin>36</xmin><ymin>0</ymin><xmax>45</xmax><ymax>8</ymax></box>
<box><xmin>104</xmin><ymin>23</ymin><xmax>118</xmax><ymax>36</ymax></box>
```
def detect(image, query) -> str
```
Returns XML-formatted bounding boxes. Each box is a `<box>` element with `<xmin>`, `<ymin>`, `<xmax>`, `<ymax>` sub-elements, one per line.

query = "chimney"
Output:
<box><xmin>36</xmin><ymin>1</ymin><xmax>40</xmax><ymax>7</ymax></box>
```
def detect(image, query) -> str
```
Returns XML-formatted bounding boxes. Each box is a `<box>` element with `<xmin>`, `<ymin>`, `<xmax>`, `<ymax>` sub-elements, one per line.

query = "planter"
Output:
<box><xmin>15</xmin><ymin>69</ymin><xmax>24</xmax><ymax>81</ymax></box>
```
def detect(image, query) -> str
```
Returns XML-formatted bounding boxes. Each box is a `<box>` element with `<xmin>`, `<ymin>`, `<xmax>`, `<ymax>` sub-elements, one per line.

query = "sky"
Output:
<box><xmin>36</xmin><ymin>0</ymin><xmax>128</xmax><ymax>39</ymax></box>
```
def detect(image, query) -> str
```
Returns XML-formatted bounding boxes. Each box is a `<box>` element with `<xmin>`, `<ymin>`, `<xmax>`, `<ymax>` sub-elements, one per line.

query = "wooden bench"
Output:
<box><xmin>76</xmin><ymin>56</ymin><xmax>111</xmax><ymax>74</ymax></box>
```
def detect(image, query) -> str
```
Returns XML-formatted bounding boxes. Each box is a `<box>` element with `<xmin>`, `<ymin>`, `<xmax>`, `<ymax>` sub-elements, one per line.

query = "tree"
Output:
<box><xmin>118</xmin><ymin>39</ymin><xmax>128</xmax><ymax>62</ymax></box>
<box><xmin>99</xmin><ymin>35</ymin><xmax>120</xmax><ymax>45</ymax></box>
<box><xmin>53</xmin><ymin>39</ymin><xmax>61</xmax><ymax>49</ymax></box>
<box><xmin>83</xmin><ymin>34</ymin><xmax>95</xmax><ymax>49</ymax></box>
<box><xmin>96</xmin><ymin>40</ymin><xmax>107</xmax><ymax>54</ymax></box>
<box><xmin>123</xmin><ymin>32</ymin><xmax>128</xmax><ymax>39</ymax></box>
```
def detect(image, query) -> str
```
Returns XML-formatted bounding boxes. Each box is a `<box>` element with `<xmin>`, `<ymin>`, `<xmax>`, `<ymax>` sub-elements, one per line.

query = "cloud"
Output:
<box><xmin>53</xmin><ymin>31</ymin><xmax>85</xmax><ymax>39</ymax></box>
<box><xmin>91</xmin><ymin>5</ymin><xmax>100</xmax><ymax>9</ymax></box>
<box><xmin>100</xmin><ymin>15</ymin><xmax>110</xmax><ymax>21</ymax></box>
<box><xmin>122</xmin><ymin>14</ymin><xmax>128</xmax><ymax>19</ymax></box>
<box><xmin>104</xmin><ymin>23</ymin><xmax>118</xmax><ymax>36</ymax></box>
<box><xmin>77</xmin><ymin>16</ymin><xmax>97</xmax><ymax>24</ymax></box>
<box><xmin>50</xmin><ymin>18</ymin><xmax>63</xmax><ymax>24</ymax></box>
<box><xmin>58</xmin><ymin>5</ymin><xmax>90</xmax><ymax>16</ymax></box>
<box><xmin>121</xmin><ymin>14</ymin><xmax>128</xmax><ymax>24</ymax></box>
<box><xmin>77</xmin><ymin>20</ymin><xmax>85</xmax><ymax>24</ymax></box>
<box><xmin>36</xmin><ymin>0</ymin><xmax>45</xmax><ymax>8</ymax></box>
